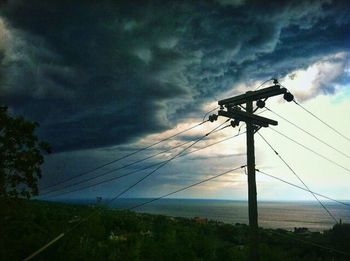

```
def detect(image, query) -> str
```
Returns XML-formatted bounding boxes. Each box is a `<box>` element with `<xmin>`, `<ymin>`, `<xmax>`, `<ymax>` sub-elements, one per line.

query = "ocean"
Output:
<box><xmin>63</xmin><ymin>198</ymin><xmax>350</xmax><ymax>232</ymax></box>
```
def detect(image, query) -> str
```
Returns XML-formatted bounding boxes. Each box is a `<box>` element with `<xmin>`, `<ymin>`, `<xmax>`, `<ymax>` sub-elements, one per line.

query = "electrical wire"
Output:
<box><xmin>269</xmin><ymin>128</ymin><xmax>350</xmax><ymax>174</ymax></box>
<box><xmin>27</xmin><ymin>83</ymin><xmax>350</xmax><ymax>260</ymax></box>
<box><xmin>24</xmin><ymin>164</ymin><xmax>244</xmax><ymax>260</ymax></box>
<box><xmin>41</xmin><ymin>120</ymin><xmax>209</xmax><ymax>191</ymax></box>
<box><xmin>257</xmin><ymin>132</ymin><xmax>338</xmax><ymax>224</ymax></box>
<box><xmin>265</xmin><ymin>107</ymin><xmax>350</xmax><ymax>159</ymax></box>
<box><xmin>129</xmin><ymin>165</ymin><xmax>245</xmax><ymax>210</ymax></box>
<box><xmin>278</xmin><ymin>82</ymin><xmax>347</xmax><ymax>146</ymax></box>
<box><xmin>23</xmin><ymin>233</ymin><xmax>65</xmax><ymax>261</ymax></box>
<box><xmin>42</xmin><ymin>120</ymin><xmax>237</xmax><ymax>198</ymax></box>
<box><xmin>41</xmin><ymin>111</ymin><xmax>251</xmax><ymax>196</ymax></box>
<box><xmin>95</xmin><ymin>119</ymin><xmax>230</xmax><ymax>203</ymax></box>
<box><xmin>293</xmin><ymin>99</ymin><xmax>350</xmax><ymax>143</ymax></box>
<box><xmin>40</xmin><ymin>139</ymin><xmax>198</xmax><ymax>196</ymax></box>
<box><xmin>202</xmin><ymin>106</ymin><xmax>220</xmax><ymax>121</ymax></box>
<box><xmin>255</xmin><ymin>78</ymin><xmax>274</xmax><ymax>91</ymax></box>
<box><xmin>255</xmin><ymin>169</ymin><xmax>350</xmax><ymax>208</ymax></box>
<box><xmin>41</xmin><ymin>132</ymin><xmax>245</xmax><ymax>198</ymax></box>
<box><xmin>41</xmin><ymin>122</ymin><xmax>234</xmax><ymax>196</ymax></box>
<box><xmin>28</xmin><ymin>163</ymin><xmax>350</xmax><ymax>260</ymax></box>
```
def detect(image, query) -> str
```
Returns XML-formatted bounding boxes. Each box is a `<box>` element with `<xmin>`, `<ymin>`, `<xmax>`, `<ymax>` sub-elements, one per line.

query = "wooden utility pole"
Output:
<box><xmin>215</xmin><ymin>82</ymin><xmax>294</xmax><ymax>260</ymax></box>
<box><xmin>246</xmin><ymin>99</ymin><xmax>259</xmax><ymax>260</ymax></box>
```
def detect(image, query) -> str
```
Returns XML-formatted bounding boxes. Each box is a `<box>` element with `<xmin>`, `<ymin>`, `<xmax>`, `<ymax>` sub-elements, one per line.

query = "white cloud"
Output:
<box><xmin>280</xmin><ymin>52</ymin><xmax>349</xmax><ymax>101</ymax></box>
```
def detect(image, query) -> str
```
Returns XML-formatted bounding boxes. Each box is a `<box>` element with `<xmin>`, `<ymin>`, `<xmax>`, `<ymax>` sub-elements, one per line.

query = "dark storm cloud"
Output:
<box><xmin>0</xmin><ymin>0</ymin><xmax>349</xmax><ymax>152</ymax></box>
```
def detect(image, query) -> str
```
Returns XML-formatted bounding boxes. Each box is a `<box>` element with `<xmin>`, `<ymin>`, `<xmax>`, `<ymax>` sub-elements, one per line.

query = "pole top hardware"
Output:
<box><xmin>218</xmin><ymin>108</ymin><xmax>277</xmax><ymax>128</ymax></box>
<box><xmin>208</xmin><ymin>114</ymin><xmax>218</xmax><ymax>122</ymax></box>
<box><xmin>218</xmin><ymin>85</ymin><xmax>287</xmax><ymax>106</ymax></box>
<box><xmin>213</xmin><ymin>80</ymin><xmax>296</xmax><ymax>261</ymax></box>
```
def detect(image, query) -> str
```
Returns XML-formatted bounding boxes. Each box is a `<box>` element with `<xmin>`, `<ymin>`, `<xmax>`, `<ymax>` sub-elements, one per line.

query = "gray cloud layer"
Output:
<box><xmin>0</xmin><ymin>0</ymin><xmax>349</xmax><ymax>152</ymax></box>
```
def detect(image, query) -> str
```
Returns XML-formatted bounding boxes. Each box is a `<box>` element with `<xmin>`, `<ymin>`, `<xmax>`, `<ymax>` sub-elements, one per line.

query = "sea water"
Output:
<box><xmin>62</xmin><ymin>198</ymin><xmax>350</xmax><ymax>232</ymax></box>
<box><xmin>109</xmin><ymin>198</ymin><xmax>350</xmax><ymax>232</ymax></box>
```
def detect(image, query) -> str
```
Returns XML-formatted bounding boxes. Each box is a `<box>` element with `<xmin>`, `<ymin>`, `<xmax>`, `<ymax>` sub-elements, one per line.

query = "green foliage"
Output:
<box><xmin>325</xmin><ymin>223</ymin><xmax>350</xmax><ymax>252</ymax></box>
<box><xmin>0</xmin><ymin>106</ymin><xmax>50</xmax><ymax>199</ymax></box>
<box><xmin>1</xmin><ymin>199</ymin><xmax>349</xmax><ymax>260</ymax></box>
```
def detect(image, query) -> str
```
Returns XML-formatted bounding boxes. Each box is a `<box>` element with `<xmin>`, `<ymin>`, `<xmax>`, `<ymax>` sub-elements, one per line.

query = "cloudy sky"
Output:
<box><xmin>0</xmin><ymin>0</ymin><xmax>349</xmax><ymax>206</ymax></box>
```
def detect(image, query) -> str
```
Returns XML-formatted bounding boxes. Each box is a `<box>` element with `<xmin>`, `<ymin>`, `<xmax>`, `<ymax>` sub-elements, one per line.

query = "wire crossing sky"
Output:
<box><xmin>40</xmin><ymin>120</ymin><xmax>209</xmax><ymax>192</ymax></box>
<box><xmin>39</xmin><ymin>120</ymin><xmax>232</xmax><ymax>198</ymax></box>
<box><xmin>0</xmin><ymin>0</ymin><xmax>349</xmax><ymax>200</ymax></box>
<box><xmin>25</xmin><ymin>162</ymin><xmax>350</xmax><ymax>260</ymax></box>
<box><xmin>257</xmin><ymin>132</ymin><xmax>338</xmax><ymax>224</ymax></box>
<box><xmin>2</xmin><ymin>2</ymin><xmax>349</xmax><ymax>260</ymax></box>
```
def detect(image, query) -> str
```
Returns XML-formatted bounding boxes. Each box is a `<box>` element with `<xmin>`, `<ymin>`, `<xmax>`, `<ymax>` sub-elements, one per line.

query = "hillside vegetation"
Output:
<box><xmin>1</xmin><ymin>199</ymin><xmax>349</xmax><ymax>260</ymax></box>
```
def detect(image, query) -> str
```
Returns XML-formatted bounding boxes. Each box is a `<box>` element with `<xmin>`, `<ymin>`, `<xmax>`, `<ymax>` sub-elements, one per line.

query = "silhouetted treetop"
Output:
<box><xmin>0</xmin><ymin>106</ymin><xmax>51</xmax><ymax>199</ymax></box>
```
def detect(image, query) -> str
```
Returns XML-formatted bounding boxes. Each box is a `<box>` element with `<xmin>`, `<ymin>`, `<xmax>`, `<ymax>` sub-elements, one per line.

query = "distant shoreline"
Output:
<box><xmin>40</xmin><ymin>198</ymin><xmax>350</xmax><ymax>232</ymax></box>
<box><xmin>41</xmin><ymin>197</ymin><xmax>350</xmax><ymax>203</ymax></box>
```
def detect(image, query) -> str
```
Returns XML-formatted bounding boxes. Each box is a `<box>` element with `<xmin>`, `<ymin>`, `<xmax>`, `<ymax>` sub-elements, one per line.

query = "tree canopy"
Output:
<box><xmin>0</xmin><ymin>106</ymin><xmax>50</xmax><ymax>199</ymax></box>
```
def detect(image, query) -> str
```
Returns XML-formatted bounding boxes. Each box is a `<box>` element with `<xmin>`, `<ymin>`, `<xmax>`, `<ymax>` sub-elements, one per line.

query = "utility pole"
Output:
<box><xmin>246</xmin><ymin>99</ymin><xmax>259</xmax><ymax>260</ymax></box>
<box><xmin>211</xmin><ymin>81</ymin><xmax>294</xmax><ymax>260</ymax></box>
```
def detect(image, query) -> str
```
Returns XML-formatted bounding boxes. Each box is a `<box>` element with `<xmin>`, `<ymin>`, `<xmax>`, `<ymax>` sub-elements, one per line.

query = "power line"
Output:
<box><xmin>293</xmin><ymin>99</ymin><xmax>350</xmax><ymax>143</ymax></box>
<box><xmin>97</xmin><ymin>119</ymin><xmax>230</xmax><ymax>202</ymax></box>
<box><xmin>33</xmin><ymin>164</ymin><xmax>349</xmax><ymax>260</ymax></box>
<box><xmin>41</xmin><ymin>123</ymin><xmax>232</xmax><ymax>196</ymax></box>
<box><xmin>32</xmin><ymin>160</ymin><xmax>350</xmax><ymax>261</ymax></box>
<box><xmin>255</xmin><ymin>169</ymin><xmax>350</xmax><ymax>208</ymax></box>
<box><xmin>41</xmin><ymin>120</ymin><xmax>209</xmax><ymax>191</ymax></box>
<box><xmin>42</xmin><ymin>121</ymin><xmax>238</xmax><ymax>198</ymax></box>
<box><xmin>23</xmin><ymin>233</ymin><xmax>65</xmax><ymax>261</ymax></box>
<box><xmin>189</xmin><ymin>130</ymin><xmax>245</xmax><ymax>155</ymax></box>
<box><xmin>24</xmin><ymin>166</ymin><xmax>244</xmax><ymax>260</ymax></box>
<box><xmin>40</xmin><ymin>139</ymin><xmax>198</xmax><ymax>196</ymax></box>
<box><xmin>269</xmin><ymin>127</ymin><xmax>350</xmax><ymax>174</ymax></box>
<box><xmin>40</xmin><ymin>132</ymin><xmax>243</xmax><ymax>198</ymax></box>
<box><xmin>257</xmin><ymin>131</ymin><xmax>338</xmax><ymax>224</ymax></box>
<box><xmin>265</xmin><ymin>107</ymin><xmax>350</xmax><ymax>159</ymax></box>
<box><xmin>129</xmin><ymin>165</ymin><xmax>245</xmax><ymax>210</ymax></box>
<box><xmin>43</xmin><ymin>105</ymin><xmax>252</xmax><ymax>198</ymax></box>
<box><xmin>255</xmin><ymin>78</ymin><xmax>274</xmax><ymax>90</ymax></box>
<box><xmin>202</xmin><ymin>106</ymin><xmax>220</xmax><ymax>121</ymax></box>
<box><xmin>23</xmin><ymin>208</ymin><xmax>101</xmax><ymax>261</ymax></box>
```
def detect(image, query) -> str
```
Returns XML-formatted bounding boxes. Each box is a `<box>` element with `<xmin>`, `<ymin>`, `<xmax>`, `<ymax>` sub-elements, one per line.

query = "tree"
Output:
<box><xmin>0</xmin><ymin>106</ymin><xmax>51</xmax><ymax>199</ymax></box>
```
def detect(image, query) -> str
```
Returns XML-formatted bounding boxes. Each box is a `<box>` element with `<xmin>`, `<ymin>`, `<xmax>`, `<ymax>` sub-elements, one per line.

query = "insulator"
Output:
<box><xmin>273</xmin><ymin>78</ymin><xmax>279</xmax><ymax>85</ymax></box>
<box><xmin>208</xmin><ymin>114</ymin><xmax>218</xmax><ymax>122</ymax></box>
<box><xmin>256</xmin><ymin>100</ymin><xmax>265</xmax><ymax>108</ymax></box>
<box><xmin>231</xmin><ymin>119</ymin><xmax>240</xmax><ymax>128</ymax></box>
<box><xmin>284</xmin><ymin>92</ymin><xmax>294</xmax><ymax>102</ymax></box>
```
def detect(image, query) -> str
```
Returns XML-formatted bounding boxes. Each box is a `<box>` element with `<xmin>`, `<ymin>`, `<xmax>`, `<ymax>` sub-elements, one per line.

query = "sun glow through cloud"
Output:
<box><xmin>281</xmin><ymin>52</ymin><xmax>349</xmax><ymax>101</ymax></box>
<box><xmin>1</xmin><ymin>0</ymin><xmax>349</xmax><ymax>201</ymax></box>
